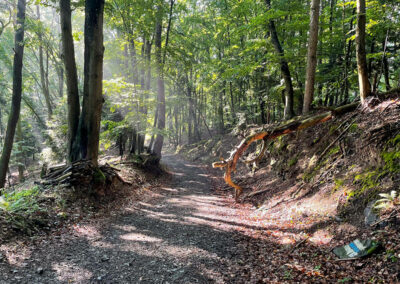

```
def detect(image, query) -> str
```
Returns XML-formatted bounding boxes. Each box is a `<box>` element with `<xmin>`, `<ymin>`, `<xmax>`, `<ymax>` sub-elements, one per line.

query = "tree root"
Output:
<box><xmin>212</xmin><ymin>102</ymin><xmax>359</xmax><ymax>201</ymax></box>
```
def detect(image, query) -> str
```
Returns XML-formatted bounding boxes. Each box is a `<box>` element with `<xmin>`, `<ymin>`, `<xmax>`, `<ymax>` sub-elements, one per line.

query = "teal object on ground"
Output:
<box><xmin>333</xmin><ymin>239</ymin><xmax>380</xmax><ymax>260</ymax></box>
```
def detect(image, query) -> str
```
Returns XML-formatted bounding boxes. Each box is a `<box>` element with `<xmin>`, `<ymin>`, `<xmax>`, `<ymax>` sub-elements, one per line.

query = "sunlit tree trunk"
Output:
<box><xmin>152</xmin><ymin>4</ymin><xmax>165</xmax><ymax>157</ymax></box>
<box><xmin>356</xmin><ymin>0</ymin><xmax>371</xmax><ymax>103</ymax></box>
<box><xmin>16</xmin><ymin>119</ymin><xmax>24</xmax><ymax>182</ymax></box>
<box><xmin>303</xmin><ymin>0</ymin><xmax>321</xmax><ymax>114</ymax></box>
<box><xmin>0</xmin><ymin>0</ymin><xmax>26</xmax><ymax>189</ymax></box>
<box><xmin>60</xmin><ymin>0</ymin><xmax>80</xmax><ymax>163</ymax></box>
<box><xmin>153</xmin><ymin>0</ymin><xmax>174</xmax><ymax>157</ymax></box>
<box><xmin>37</xmin><ymin>5</ymin><xmax>53</xmax><ymax>119</ymax></box>
<box><xmin>77</xmin><ymin>0</ymin><xmax>105</xmax><ymax>166</ymax></box>
<box><xmin>265</xmin><ymin>0</ymin><xmax>294</xmax><ymax>119</ymax></box>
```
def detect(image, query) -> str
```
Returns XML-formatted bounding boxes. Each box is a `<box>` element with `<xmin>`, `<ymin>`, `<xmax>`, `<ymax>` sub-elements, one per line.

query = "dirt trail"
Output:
<box><xmin>0</xmin><ymin>154</ymin><xmax>272</xmax><ymax>283</ymax></box>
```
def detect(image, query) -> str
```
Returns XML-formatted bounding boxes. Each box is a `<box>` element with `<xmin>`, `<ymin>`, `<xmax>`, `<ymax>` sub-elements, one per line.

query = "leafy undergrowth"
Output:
<box><xmin>0</xmin><ymin>157</ymin><xmax>161</xmax><ymax>243</ymax></box>
<box><xmin>180</xmin><ymin>97</ymin><xmax>400</xmax><ymax>282</ymax></box>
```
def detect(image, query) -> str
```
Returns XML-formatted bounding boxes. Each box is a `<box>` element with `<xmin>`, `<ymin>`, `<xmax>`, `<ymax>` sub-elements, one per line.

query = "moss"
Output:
<box><xmin>288</xmin><ymin>155</ymin><xmax>299</xmax><ymax>167</ymax></box>
<box><xmin>302</xmin><ymin>158</ymin><xmax>329</xmax><ymax>182</ymax></box>
<box><xmin>348</xmin><ymin>123</ymin><xmax>359</xmax><ymax>133</ymax></box>
<box><xmin>93</xmin><ymin>168</ymin><xmax>106</xmax><ymax>185</ymax></box>
<box><xmin>328</xmin><ymin>145</ymin><xmax>340</xmax><ymax>156</ymax></box>
<box><xmin>346</xmin><ymin>134</ymin><xmax>400</xmax><ymax>202</ymax></box>
<box><xmin>333</xmin><ymin>178</ymin><xmax>345</xmax><ymax>192</ymax></box>
<box><xmin>329</xmin><ymin>124</ymin><xmax>339</xmax><ymax>134</ymax></box>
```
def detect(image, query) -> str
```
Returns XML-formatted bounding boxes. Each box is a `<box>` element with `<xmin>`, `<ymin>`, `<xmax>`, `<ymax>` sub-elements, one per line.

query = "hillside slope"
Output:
<box><xmin>178</xmin><ymin>98</ymin><xmax>400</xmax><ymax>276</ymax></box>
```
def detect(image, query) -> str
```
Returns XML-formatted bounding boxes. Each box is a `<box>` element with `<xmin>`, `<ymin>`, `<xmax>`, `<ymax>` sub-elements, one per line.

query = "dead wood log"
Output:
<box><xmin>212</xmin><ymin>102</ymin><xmax>359</xmax><ymax>201</ymax></box>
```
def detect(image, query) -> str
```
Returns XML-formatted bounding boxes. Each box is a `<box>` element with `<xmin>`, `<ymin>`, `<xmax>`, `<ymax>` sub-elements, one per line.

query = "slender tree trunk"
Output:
<box><xmin>303</xmin><ymin>0</ymin><xmax>321</xmax><ymax>114</ymax></box>
<box><xmin>37</xmin><ymin>5</ymin><xmax>53</xmax><ymax>119</ymax></box>
<box><xmin>60</xmin><ymin>0</ymin><xmax>80</xmax><ymax>163</ymax></box>
<box><xmin>356</xmin><ymin>0</ymin><xmax>371</xmax><ymax>103</ymax></box>
<box><xmin>153</xmin><ymin>0</ymin><xmax>173</xmax><ymax>157</ymax></box>
<box><xmin>343</xmin><ymin>8</ymin><xmax>356</xmax><ymax>103</ymax></box>
<box><xmin>16</xmin><ymin>119</ymin><xmax>24</xmax><ymax>182</ymax></box>
<box><xmin>77</xmin><ymin>0</ymin><xmax>105</xmax><ymax>166</ymax></box>
<box><xmin>0</xmin><ymin>0</ymin><xmax>26</xmax><ymax>189</ymax></box>
<box><xmin>265</xmin><ymin>0</ymin><xmax>294</xmax><ymax>119</ymax></box>
<box><xmin>153</xmin><ymin>5</ymin><xmax>165</xmax><ymax>157</ymax></box>
<box><xmin>383</xmin><ymin>54</ymin><xmax>391</xmax><ymax>91</ymax></box>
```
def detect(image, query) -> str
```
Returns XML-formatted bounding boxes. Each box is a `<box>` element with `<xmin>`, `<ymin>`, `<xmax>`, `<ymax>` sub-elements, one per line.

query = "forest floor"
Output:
<box><xmin>1</xmin><ymin>152</ymin><xmax>399</xmax><ymax>283</ymax></box>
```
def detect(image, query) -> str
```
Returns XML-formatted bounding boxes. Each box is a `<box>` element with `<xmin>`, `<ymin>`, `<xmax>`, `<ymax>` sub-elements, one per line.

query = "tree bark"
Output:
<box><xmin>0</xmin><ymin>0</ymin><xmax>26</xmax><ymax>189</ymax></box>
<box><xmin>60</xmin><ymin>0</ymin><xmax>80</xmax><ymax>163</ymax></box>
<box><xmin>77</xmin><ymin>0</ymin><xmax>105</xmax><ymax>166</ymax></box>
<box><xmin>37</xmin><ymin>5</ymin><xmax>53</xmax><ymax>119</ymax></box>
<box><xmin>356</xmin><ymin>0</ymin><xmax>371</xmax><ymax>103</ymax></box>
<box><xmin>16</xmin><ymin>119</ymin><xmax>24</xmax><ymax>182</ymax></box>
<box><xmin>153</xmin><ymin>0</ymin><xmax>173</xmax><ymax>157</ymax></box>
<box><xmin>303</xmin><ymin>0</ymin><xmax>321</xmax><ymax>114</ymax></box>
<box><xmin>265</xmin><ymin>0</ymin><xmax>294</xmax><ymax>119</ymax></box>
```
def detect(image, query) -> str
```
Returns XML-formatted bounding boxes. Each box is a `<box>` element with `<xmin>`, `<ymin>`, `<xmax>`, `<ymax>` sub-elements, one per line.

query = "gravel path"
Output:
<box><xmin>0</xmin><ymin>154</ymin><xmax>266</xmax><ymax>283</ymax></box>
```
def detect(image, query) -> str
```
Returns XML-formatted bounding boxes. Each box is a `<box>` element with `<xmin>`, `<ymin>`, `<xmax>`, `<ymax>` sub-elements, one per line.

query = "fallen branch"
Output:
<box><xmin>212</xmin><ymin>102</ymin><xmax>359</xmax><ymax>201</ymax></box>
<box><xmin>290</xmin><ymin>236</ymin><xmax>310</xmax><ymax>253</ymax></box>
<box><xmin>318</xmin><ymin>117</ymin><xmax>357</xmax><ymax>162</ymax></box>
<box><xmin>370</xmin><ymin>207</ymin><xmax>399</xmax><ymax>227</ymax></box>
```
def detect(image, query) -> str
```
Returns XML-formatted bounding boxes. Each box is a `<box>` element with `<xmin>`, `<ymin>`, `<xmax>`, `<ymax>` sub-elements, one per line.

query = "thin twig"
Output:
<box><xmin>290</xmin><ymin>236</ymin><xmax>310</xmax><ymax>253</ymax></box>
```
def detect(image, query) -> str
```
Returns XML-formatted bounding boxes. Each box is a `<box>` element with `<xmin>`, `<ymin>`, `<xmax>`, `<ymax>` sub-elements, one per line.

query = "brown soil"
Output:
<box><xmin>1</xmin><ymin>153</ymin><xmax>399</xmax><ymax>283</ymax></box>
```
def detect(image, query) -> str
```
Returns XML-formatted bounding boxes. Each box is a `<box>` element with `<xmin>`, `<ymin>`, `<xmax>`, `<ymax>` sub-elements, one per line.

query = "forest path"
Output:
<box><xmin>1</xmin><ymin>154</ymin><xmax>272</xmax><ymax>283</ymax></box>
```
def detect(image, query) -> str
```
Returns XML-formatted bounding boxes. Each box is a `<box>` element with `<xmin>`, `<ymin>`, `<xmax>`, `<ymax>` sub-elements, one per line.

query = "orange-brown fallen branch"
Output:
<box><xmin>212</xmin><ymin>102</ymin><xmax>359</xmax><ymax>201</ymax></box>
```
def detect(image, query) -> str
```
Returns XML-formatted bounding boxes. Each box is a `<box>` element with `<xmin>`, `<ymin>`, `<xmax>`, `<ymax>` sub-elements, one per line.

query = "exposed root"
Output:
<box><xmin>244</xmin><ymin>139</ymin><xmax>268</xmax><ymax>165</ymax></box>
<box><xmin>213</xmin><ymin>102</ymin><xmax>359</xmax><ymax>201</ymax></box>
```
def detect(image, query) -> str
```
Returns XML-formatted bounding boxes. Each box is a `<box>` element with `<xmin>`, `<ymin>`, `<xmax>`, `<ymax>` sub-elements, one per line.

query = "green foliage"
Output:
<box><xmin>332</xmin><ymin>178</ymin><xmax>345</xmax><ymax>193</ymax></box>
<box><xmin>93</xmin><ymin>168</ymin><xmax>106</xmax><ymax>185</ymax></box>
<box><xmin>0</xmin><ymin>186</ymin><xmax>41</xmax><ymax>214</ymax></box>
<box><xmin>288</xmin><ymin>156</ymin><xmax>298</xmax><ymax>167</ymax></box>
<box><xmin>374</xmin><ymin>190</ymin><xmax>399</xmax><ymax>210</ymax></box>
<box><xmin>348</xmin><ymin>134</ymin><xmax>400</xmax><ymax>200</ymax></box>
<box><xmin>348</xmin><ymin>123</ymin><xmax>359</xmax><ymax>133</ymax></box>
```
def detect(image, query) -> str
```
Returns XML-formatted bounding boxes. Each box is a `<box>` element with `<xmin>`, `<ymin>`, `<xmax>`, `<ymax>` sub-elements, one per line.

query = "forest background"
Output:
<box><xmin>0</xmin><ymin>0</ymin><xmax>399</xmax><ymax>186</ymax></box>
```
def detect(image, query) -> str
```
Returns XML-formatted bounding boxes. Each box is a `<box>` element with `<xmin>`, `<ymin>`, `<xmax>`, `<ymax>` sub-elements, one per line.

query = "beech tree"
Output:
<box><xmin>77</xmin><ymin>0</ymin><xmax>105</xmax><ymax>166</ymax></box>
<box><xmin>0</xmin><ymin>0</ymin><xmax>26</xmax><ymax>188</ymax></box>
<box><xmin>60</xmin><ymin>0</ymin><xmax>80</xmax><ymax>163</ymax></box>
<box><xmin>355</xmin><ymin>0</ymin><xmax>371</xmax><ymax>103</ymax></box>
<box><xmin>303</xmin><ymin>0</ymin><xmax>321</xmax><ymax>114</ymax></box>
<box><xmin>265</xmin><ymin>0</ymin><xmax>294</xmax><ymax>120</ymax></box>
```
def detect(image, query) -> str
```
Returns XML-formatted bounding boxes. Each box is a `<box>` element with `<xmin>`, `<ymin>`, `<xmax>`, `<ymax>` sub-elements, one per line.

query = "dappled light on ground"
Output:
<box><xmin>1</xmin><ymin>154</ymin><xmax>398</xmax><ymax>282</ymax></box>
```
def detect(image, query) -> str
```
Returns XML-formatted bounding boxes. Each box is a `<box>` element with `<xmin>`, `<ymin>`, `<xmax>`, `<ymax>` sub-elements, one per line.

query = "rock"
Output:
<box><xmin>364</xmin><ymin>201</ymin><xmax>380</xmax><ymax>226</ymax></box>
<box><xmin>101</xmin><ymin>255</ymin><xmax>110</xmax><ymax>262</ymax></box>
<box><xmin>171</xmin><ymin>269</ymin><xmax>186</xmax><ymax>281</ymax></box>
<box><xmin>37</xmin><ymin>267</ymin><xmax>44</xmax><ymax>274</ymax></box>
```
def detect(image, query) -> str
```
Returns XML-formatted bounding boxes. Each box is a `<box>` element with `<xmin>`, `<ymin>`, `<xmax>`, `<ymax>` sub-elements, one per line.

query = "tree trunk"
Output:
<box><xmin>60</xmin><ymin>0</ymin><xmax>80</xmax><ymax>163</ymax></box>
<box><xmin>265</xmin><ymin>0</ymin><xmax>294</xmax><ymax>119</ymax></box>
<box><xmin>356</xmin><ymin>0</ymin><xmax>371</xmax><ymax>103</ymax></box>
<box><xmin>37</xmin><ymin>5</ymin><xmax>53</xmax><ymax>119</ymax></box>
<box><xmin>16</xmin><ymin>119</ymin><xmax>24</xmax><ymax>182</ymax></box>
<box><xmin>383</xmin><ymin>54</ymin><xmax>391</xmax><ymax>91</ymax></box>
<box><xmin>152</xmin><ymin>5</ymin><xmax>165</xmax><ymax>157</ymax></box>
<box><xmin>77</xmin><ymin>0</ymin><xmax>105</xmax><ymax>166</ymax></box>
<box><xmin>148</xmin><ymin>108</ymin><xmax>158</xmax><ymax>153</ymax></box>
<box><xmin>0</xmin><ymin>0</ymin><xmax>26</xmax><ymax>189</ymax></box>
<box><xmin>303</xmin><ymin>0</ymin><xmax>321</xmax><ymax>114</ymax></box>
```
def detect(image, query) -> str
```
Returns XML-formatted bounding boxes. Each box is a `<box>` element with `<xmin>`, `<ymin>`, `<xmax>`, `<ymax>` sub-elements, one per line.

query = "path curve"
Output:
<box><xmin>0</xmin><ymin>154</ymin><xmax>268</xmax><ymax>283</ymax></box>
